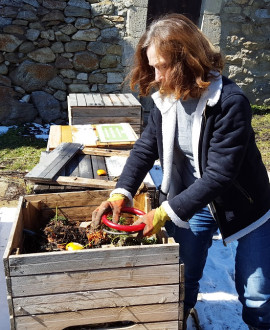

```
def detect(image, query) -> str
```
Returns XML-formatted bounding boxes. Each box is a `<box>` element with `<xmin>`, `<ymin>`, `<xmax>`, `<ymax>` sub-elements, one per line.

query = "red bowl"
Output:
<box><xmin>102</xmin><ymin>207</ymin><xmax>145</xmax><ymax>232</ymax></box>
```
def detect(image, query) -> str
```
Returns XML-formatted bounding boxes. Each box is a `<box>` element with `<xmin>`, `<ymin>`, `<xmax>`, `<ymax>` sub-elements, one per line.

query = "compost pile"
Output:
<box><xmin>22</xmin><ymin>215</ymin><xmax>156</xmax><ymax>254</ymax></box>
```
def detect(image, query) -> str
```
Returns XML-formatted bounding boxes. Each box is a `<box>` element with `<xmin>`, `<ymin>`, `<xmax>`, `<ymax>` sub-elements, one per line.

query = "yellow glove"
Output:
<box><xmin>92</xmin><ymin>194</ymin><xmax>127</xmax><ymax>229</ymax></box>
<box><xmin>133</xmin><ymin>205</ymin><xmax>170</xmax><ymax>236</ymax></box>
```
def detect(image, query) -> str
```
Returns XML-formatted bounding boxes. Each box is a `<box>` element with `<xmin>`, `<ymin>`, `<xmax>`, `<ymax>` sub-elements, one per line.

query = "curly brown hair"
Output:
<box><xmin>129</xmin><ymin>14</ymin><xmax>224</xmax><ymax>99</ymax></box>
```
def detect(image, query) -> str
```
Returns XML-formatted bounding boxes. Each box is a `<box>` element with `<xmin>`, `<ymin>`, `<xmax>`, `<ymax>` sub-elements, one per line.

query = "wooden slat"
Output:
<box><xmin>77</xmin><ymin>154</ymin><xmax>93</xmax><ymax>178</ymax></box>
<box><xmin>68</xmin><ymin>93</ymin><xmax>78</xmax><ymax>107</ymax></box>
<box><xmin>101</xmin><ymin>93</ymin><xmax>114</xmax><ymax>106</ymax></box>
<box><xmin>9</xmin><ymin>244</ymin><xmax>179</xmax><ymax>276</ymax></box>
<box><xmin>76</xmin><ymin>93</ymin><xmax>86</xmax><ymax>106</ymax></box>
<box><xmin>11</xmin><ymin>264</ymin><xmax>179</xmax><ymax>296</ymax></box>
<box><xmin>14</xmin><ymin>304</ymin><xmax>179</xmax><ymax>330</ymax></box>
<box><xmin>46</xmin><ymin>125</ymin><xmax>61</xmax><ymax>151</ymax></box>
<box><xmin>55</xmin><ymin>176</ymin><xmax>116</xmax><ymax>189</ymax></box>
<box><xmin>116</xmin><ymin>93</ymin><xmax>132</xmax><ymax>106</ymax></box>
<box><xmin>64</xmin><ymin>156</ymin><xmax>79</xmax><ymax>177</ymax></box>
<box><xmin>91</xmin><ymin>155</ymin><xmax>107</xmax><ymax>180</ymax></box>
<box><xmin>92</xmin><ymin>93</ymin><xmax>104</xmax><ymax>106</ymax></box>
<box><xmin>84</xmin><ymin>93</ymin><xmax>95</xmax><ymax>106</ymax></box>
<box><xmin>61</xmin><ymin>125</ymin><xmax>72</xmax><ymax>142</ymax></box>
<box><xmin>108</xmin><ymin>93</ymin><xmax>122</xmax><ymax>106</ymax></box>
<box><xmin>25</xmin><ymin>143</ymin><xmax>82</xmax><ymax>181</ymax></box>
<box><xmin>124</xmin><ymin>93</ymin><xmax>141</xmax><ymax>106</ymax></box>
<box><xmin>13</xmin><ymin>284</ymin><xmax>179</xmax><ymax>316</ymax></box>
<box><xmin>81</xmin><ymin>147</ymin><xmax>130</xmax><ymax>157</ymax></box>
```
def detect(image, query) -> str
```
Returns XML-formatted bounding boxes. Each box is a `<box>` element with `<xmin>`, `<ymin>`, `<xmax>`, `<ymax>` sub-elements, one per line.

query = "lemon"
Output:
<box><xmin>66</xmin><ymin>242</ymin><xmax>84</xmax><ymax>251</ymax></box>
<box><xmin>97</xmin><ymin>169</ymin><xmax>107</xmax><ymax>176</ymax></box>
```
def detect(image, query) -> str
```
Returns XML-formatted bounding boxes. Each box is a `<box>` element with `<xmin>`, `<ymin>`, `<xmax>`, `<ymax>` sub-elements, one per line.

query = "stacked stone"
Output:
<box><xmin>0</xmin><ymin>0</ymin><xmax>134</xmax><ymax>125</ymax></box>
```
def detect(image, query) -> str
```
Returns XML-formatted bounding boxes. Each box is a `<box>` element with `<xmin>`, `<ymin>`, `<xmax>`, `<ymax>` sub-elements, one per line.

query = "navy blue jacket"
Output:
<box><xmin>116</xmin><ymin>76</ymin><xmax>270</xmax><ymax>241</ymax></box>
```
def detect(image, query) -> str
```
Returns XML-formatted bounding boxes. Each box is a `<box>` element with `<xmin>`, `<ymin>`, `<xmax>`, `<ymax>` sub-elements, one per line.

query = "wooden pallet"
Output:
<box><xmin>68</xmin><ymin>93</ymin><xmax>142</xmax><ymax>136</ymax></box>
<box><xmin>3</xmin><ymin>190</ymin><xmax>184</xmax><ymax>330</ymax></box>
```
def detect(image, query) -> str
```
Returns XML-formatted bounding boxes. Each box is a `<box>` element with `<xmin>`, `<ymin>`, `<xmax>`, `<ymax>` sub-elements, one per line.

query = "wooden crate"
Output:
<box><xmin>67</xmin><ymin>93</ymin><xmax>143</xmax><ymax>136</ymax></box>
<box><xmin>3</xmin><ymin>190</ymin><xmax>184</xmax><ymax>330</ymax></box>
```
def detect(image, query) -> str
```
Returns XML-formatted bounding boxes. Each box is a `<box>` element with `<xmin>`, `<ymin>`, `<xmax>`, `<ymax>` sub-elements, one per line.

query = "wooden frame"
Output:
<box><xmin>3</xmin><ymin>190</ymin><xmax>184</xmax><ymax>330</ymax></box>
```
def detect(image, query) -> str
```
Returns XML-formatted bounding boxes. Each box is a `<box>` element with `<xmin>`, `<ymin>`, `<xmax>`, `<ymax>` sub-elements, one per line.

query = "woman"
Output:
<box><xmin>92</xmin><ymin>14</ymin><xmax>270</xmax><ymax>329</ymax></box>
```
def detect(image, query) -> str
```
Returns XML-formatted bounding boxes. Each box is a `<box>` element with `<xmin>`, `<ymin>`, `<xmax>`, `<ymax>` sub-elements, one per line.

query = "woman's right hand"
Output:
<box><xmin>91</xmin><ymin>194</ymin><xmax>127</xmax><ymax>229</ymax></box>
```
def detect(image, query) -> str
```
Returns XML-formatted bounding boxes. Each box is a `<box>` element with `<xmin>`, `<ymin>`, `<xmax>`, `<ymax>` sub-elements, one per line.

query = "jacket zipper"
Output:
<box><xmin>233</xmin><ymin>181</ymin><xmax>254</xmax><ymax>204</ymax></box>
<box><xmin>198</xmin><ymin>104</ymin><xmax>227</xmax><ymax>246</ymax></box>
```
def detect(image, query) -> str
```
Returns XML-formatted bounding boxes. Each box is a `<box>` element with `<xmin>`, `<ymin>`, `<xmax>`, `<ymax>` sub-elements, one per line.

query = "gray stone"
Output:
<box><xmin>67</xmin><ymin>0</ymin><xmax>90</xmax><ymax>9</ymax></box>
<box><xmin>91</xmin><ymin>1</ymin><xmax>114</xmax><ymax>17</ymax></box>
<box><xmin>107</xmin><ymin>44</ymin><xmax>122</xmax><ymax>55</ymax></box>
<box><xmin>72</xmin><ymin>28</ymin><xmax>100</xmax><ymax>41</ymax></box>
<box><xmin>60</xmin><ymin>69</ymin><xmax>76</xmax><ymax>79</ymax></box>
<box><xmin>4</xmin><ymin>52</ymin><xmax>23</xmax><ymax>64</ymax></box>
<box><xmin>48</xmin><ymin>76</ymin><xmax>66</xmax><ymax>90</ymax></box>
<box><xmin>87</xmin><ymin>41</ymin><xmax>109</xmax><ymax>55</ymax></box>
<box><xmin>107</xmin><ymin>72</ymin><xmax>123</xmax><ymax>83</ymax></box>
<box><xmin>88</xmin><ymin>72</ymin><xmax>106</xmax><ymax>83</ymax></box>
<box><xmin>64</xmin><ymin>5</ymin><xmax>91</xmax><ymax>18</ymax></box>
<box><xmin>19</xmin><ymin>41</ymin><xmax>35</xmax><ymax>53</ymax></box>
<box><xmin>98</xmin><ymin>83</ymin><xmax>121</xmax><ymax>93</ymax></box>
<box><xmin>26</xmin><ymin>28</ymin><xmax>40</xmax><ymax>41</ymax></box>
<box><xmin>255</xmin><ymin>9</ymin><xmax>270</xmax><ymax>19</ymax></box>
<box><xmin>28</xmin><ymin>47</ymin><xmax>56</xmax><ymax>63</ymax></box>
<box><xmin>73</xmin><ymin>51</ymin><xmax>99</xmax><ymax>72</ymax></box>
<box><xmin>0</xmin><ymin>17</ymin><xmax>12</xmax><ymax>28</ymax></box>
<box><xmin>0</xmin><ymin>6</ymin><xmax>18</xmax><ymax>19</ymax></box>
<box><xmin>68</xmin><ymin>84</ymin><xmax>90</xmax><ymax>93</ymax></box>
<box><xmin>10</xmin><ymin>60</ymin><xmax>56</xmax><ymax>92</ymax></box>
<box><xmin>51</xmin><ymin>41</ymin><xmax>64</xmax><ymax>53</ymax></box>
<box><xmin>42</xmin><ymin>0</ymin><xmax>67</xmax><ymax>10</ymax></box>
<box><xmin>40</xmin><ymin>30</ymin><xmax>55</xmax><ymax>41</ymax></box>
<box><xmin>60</xmin><ymin>24</ymin><xmax>77</xmax><ymax>35</ymax></box>
<box><xmin>16</xmin><ymin>10</ymin><xmax>38</xmax><ymax>21</ymax></box>
<box><xmin>100</xmin><ymin>27</ymin><xmax>119</xmax><ymax>43</ymax></box>
<box><xmin>3</xmin><ymin>25</ymin><xmax>26</xmax><ymax>35</ymax></box>
<box><xmin>100</xmin><ymin>54</ymin><xmax>118</xmax><ymax>68</ymax></box>
<box><xmin>55</xmin><ymin>32</ymin><xmax>71</xmax><ymax>42</ymax></box>
<box><xmin>55</xmin><ymin>56</ymin><xmax>73</xmax><ymax>69</ymax></box>
<box><xmin>42</xmin><ymin>10</ymin><xmax>65</xmax><ymax>22</ymax></box>
<box><xmin>65</xmin><ymin>40</ymin><xmax>87</xmax><ymax>52</ymax></box>
<box><xmin>0</xmin><ymin>64</ymin><xmax>8</xmax><ymax>75</ymax></box>
<box><xmin>31</xmin><ymin>91</ymin><xmax>61</xmax><ymax>122</ymax></box>
<box><xmin>0</xmin><ymin>86</ymin><xmax>37</xmax><ymax>125</ymax></box>
<box><xmin>29</xmin><ymin>22</ymin><xmax>45</xmax><ymax>31</ymax></box>
<box><xmin>75</xmin><ymin>18</ymin><xmax>92</xmax><ymax>29</ymax></box>
<box><xmin>0</xmin><ymin>34</ymin><xmax>23</xmax><ymax>52</ymax></box>
<box><xmin>23</xmin><ymin>0</ymin><xmax>39</xmax><ymax>7</ymax></box>
<box><xmin>93</xmin><ymin>16</ymin><xmax>114</xmax><ymax>29</ymax></box>
<box><xmin>53</xmin><ymin>90</ymin><xmax>67</xmax><ymax>101</ymax></box>
<box><xmin>14</xmin><ymin>86</ymin><xmax>25</xmax><ymax>94</ymax></box>
<box><xmin>77</xmin><ymin>72</ymin><xmax>88</xmax><ymax>80</ymax></box>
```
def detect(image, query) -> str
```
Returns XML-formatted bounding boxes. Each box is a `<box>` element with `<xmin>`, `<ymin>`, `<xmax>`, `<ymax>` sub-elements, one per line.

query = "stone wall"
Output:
<box><xmin>201</xmin><ymin>0</ymin><xmax>270</xmax><ymax>105</ymax></box>
<box><xmin>0</xmin><ymin>0</ymin><xmax>269</xmax><ymax>126</ymax></box>
<box><xmin>0</xmin><ymin>0</ymin><xmax>147</xmax><ymax>125</ymax></box>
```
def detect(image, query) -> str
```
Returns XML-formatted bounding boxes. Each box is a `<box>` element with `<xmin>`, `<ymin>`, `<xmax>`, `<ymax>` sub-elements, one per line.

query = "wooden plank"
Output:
<box><xmin>101</xmin><ymin>93</ymin><xmax>114</xmax><ymax>106</ymax></box>
<box><xmin>68</xmin><ymin>93</ymin><xmax>78</xmax><ymax>107</ymax></box>
<box><xmin>92</xmin><ymin>93</ymin><xmax>104</xmax><ymax>106</ymax></box>
<box><xmin>124</xmin><ymin>93</ymin><xmax>141</xmax><ymax>106</ymax></box>
<box><xmin>25</xmin><ymin>143</ymin><xmax>82</xmax><ymax>181</ymax></box>
<box><xmin>9</xmin><ymin>244</ymin><xmax>179</xmax><ymax>275</ymax></box>
<box><xmin>108</xmin><ymin>93</ymin><xmax>123</xmax><ymax>106</ymax></box>
<box><xmin>11</xmin><ymin>264</ymin><xmax>179</xmax><ymax>297</ymax></box>
<box><xmin>116</xmin><ymin>93</ymin><xmax>132</xmax><ymax>106</ymax></box>
<box><xmin>81</xmin><ymin>147</ymin><xmax>130</xmax><ymax>157</ymax></box>
<box><xmin>84</xmin><ymin>93</ymin><xmax>95</xmax><ymax>106</ymax></box>
<box><xmin>71</xmin><ymin>106</ymin><xmax>141</xmax><ymax>117</ymax></box>
<box><xmin>64</xmin><ymin>155</ymin><xmax>79</xmax><ymax>177</ymax></box>
<box><xmin>46</xmin><ymin>125</ymin><xmax>61</xmax><ymax>151</ymax></box>
<box><xmin>55</xmin><ymin>176</ymin><xmax>116</xmax><ymax>189</ymax></box>
<box><xmin>72</xmin><ymin>116</ymin><xmax>141</xmax><ymax>125</ymax></box>
<box><xmin>76</xmin><ymin>93</ymin><xmax>86</xmax><ymax>106</ymax></box>
<box><xmin>77</xmin><ymin>154</ymin><xmax>93</xmax><ymax>178</ymax></box>
<box><xmin>91</xmin><ymin>155</ymin><xmax>107</xmax><ymax>180</ymax></box>
<box><xmin>61</xmin><ymin>125</ymin><xmax>72</xmax><ymax>142</ymax></box>
<box><xmin>14</xmin><ymin>304</ymin><xmax>179</xmax><ymax>330</ymax></box>
<box><xmin>13</xmin><ymin>284</ymin><xmax>179</xmax><ymax>316</ymax></box>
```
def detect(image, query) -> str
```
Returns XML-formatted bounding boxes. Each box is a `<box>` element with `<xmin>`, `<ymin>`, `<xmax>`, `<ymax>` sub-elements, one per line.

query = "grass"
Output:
<box><xmin>0</xmin><ymin>125</ymin><xmax>47</xmax><ymax>173</ymax></box>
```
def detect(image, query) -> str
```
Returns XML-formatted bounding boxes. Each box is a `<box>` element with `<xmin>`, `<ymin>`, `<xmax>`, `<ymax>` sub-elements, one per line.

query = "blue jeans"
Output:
<box><xmin>165</xmin><ymin>207</ymin><xmax>270</xmax><ymax>329</ymax></box>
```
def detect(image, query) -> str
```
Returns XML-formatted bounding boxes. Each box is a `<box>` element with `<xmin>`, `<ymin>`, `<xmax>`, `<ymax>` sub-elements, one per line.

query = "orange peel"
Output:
<box><xmin>97</xmin><ymin>169</ymin><xmax>107</xmax><ymax>176</ymax></box>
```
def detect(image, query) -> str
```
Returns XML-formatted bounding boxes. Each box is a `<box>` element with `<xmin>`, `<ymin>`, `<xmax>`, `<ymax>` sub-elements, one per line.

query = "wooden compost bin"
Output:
<box><xmin>3</xmin><ymin>190</ymin><xmax>184</xmax><ymax>330</ymax></box>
